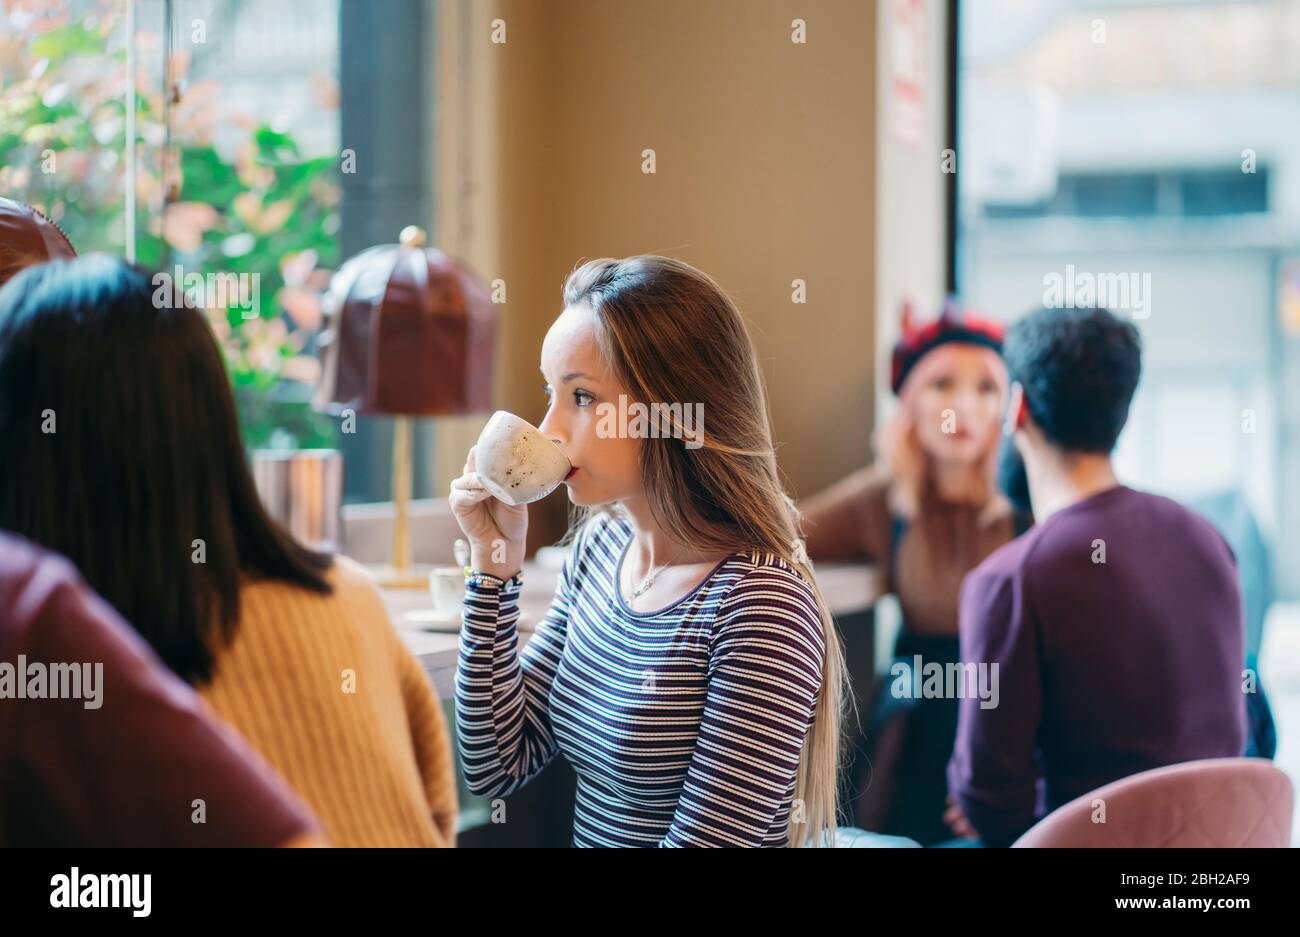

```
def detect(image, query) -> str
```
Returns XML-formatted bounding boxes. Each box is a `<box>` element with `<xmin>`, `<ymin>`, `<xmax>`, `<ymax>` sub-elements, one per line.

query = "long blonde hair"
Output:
<box><xmin>560</xmin><ymin>255</ymin><xmax>847</xmax><ymax>847</ymax></box>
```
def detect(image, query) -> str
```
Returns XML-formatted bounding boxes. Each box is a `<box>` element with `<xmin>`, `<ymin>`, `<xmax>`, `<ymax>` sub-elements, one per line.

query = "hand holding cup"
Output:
<box><xmin>448</xmin><ymin>411</ymin><xmax>571</xmax><ymax>581</ymax></box>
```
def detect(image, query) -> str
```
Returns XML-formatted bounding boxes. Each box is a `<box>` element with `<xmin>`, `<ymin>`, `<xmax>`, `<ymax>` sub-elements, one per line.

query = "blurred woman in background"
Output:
<box><xmin>799</xmin><ymin>301</ymin><xmax>1030</xmax><ymax>846</ymax></box>
<box><xmin>0</xmin><ymin>254</ymin><xmax>457</xmax><ymax>848</ymax></box>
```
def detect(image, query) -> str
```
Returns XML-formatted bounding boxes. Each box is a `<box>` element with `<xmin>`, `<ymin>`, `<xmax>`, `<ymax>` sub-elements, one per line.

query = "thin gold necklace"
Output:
<box><xmin>626</xmin><ymin>545</ymin><xmax>687</xmax><ymax>601</ymax></box>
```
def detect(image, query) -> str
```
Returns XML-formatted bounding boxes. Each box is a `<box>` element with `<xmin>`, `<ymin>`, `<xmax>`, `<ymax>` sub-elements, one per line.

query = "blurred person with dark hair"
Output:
<box><xmin>946</xmin><ymin>306</ymin><xmax>1246</xmax><ymax>847</ymax></box>
<box><xmin>0</xmin><ymin>255</ymin><xmax>458</xmax><ymax>847</ymax></box>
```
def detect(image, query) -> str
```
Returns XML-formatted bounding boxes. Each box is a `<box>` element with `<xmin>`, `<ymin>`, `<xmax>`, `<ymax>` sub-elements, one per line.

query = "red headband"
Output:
<box><xmin>890</xmin><ymin>298</ymin><xmax>1004</xmax><ymax>395</ymax></box>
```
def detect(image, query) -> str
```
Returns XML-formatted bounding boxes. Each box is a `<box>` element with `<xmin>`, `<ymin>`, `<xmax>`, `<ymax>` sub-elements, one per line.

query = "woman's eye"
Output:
<box><xmin>979</xmin><ymin>380</ymin><xmax>998</xmax><ymax>394</ymax></box>
<box><xmin>574</xmin><ymin>390</ymin><xmax>594</xmax><ymax>407</ymax></box>
<box><xmin>933</xmin><ymin>377</ymin><xmax>954</xmax><ymax>392</ymax></box>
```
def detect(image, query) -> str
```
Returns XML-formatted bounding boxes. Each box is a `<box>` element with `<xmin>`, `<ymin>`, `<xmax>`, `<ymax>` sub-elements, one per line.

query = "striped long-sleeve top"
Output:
<box><xmin>455</xmin><ymin>511</ymin><xmax>826</xmax><ymax>847</ymax></box>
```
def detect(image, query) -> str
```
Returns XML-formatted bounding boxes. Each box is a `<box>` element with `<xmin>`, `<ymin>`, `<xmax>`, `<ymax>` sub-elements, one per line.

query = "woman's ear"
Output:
<box><xmin>1003</xmin><ymin>382</ymin><xmax>1026</xmax><ymax>437</ymax></box>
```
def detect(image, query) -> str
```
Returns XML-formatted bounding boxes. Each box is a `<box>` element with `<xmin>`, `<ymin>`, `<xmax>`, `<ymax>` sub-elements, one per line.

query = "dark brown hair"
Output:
<box><xmin>0</xmin><ymin>254</ymin><xmax>332</xmax><ymax>684</ymax></box>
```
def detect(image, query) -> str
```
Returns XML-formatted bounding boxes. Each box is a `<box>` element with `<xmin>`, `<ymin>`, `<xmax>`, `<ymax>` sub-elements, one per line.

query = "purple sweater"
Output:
<box><xmin>947</xmin><ymin>485</ymin><xmax>1247</xmax><ymax>846</ymax></box>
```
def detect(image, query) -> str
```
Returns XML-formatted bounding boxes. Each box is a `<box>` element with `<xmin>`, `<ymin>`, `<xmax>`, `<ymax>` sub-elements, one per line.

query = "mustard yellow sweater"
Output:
<box><xmin>198</xmin><ymin>556</ymin><xmax>457</xmax><ymax>847</ymax></box>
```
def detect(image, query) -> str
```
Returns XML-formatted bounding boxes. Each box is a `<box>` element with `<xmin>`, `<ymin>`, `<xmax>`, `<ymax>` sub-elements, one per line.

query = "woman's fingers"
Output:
<box><xmin>449</xmin><ymin>487</ymin><xmax>490</xmax><ymax>507</ymax></box>
<box><xmin>450</xmin><ymin>471</ymin><xmax>485</xmax><ymax>493</ymax></box>
<box><xmin>449</xmin><ymin>489</ymin><xmax>492</xmax><ymax>511</ymax></box>
<box><xmin>449</xmin><ymin>473</ymin><xmax>493</xmax><ymax>513</ymax></box>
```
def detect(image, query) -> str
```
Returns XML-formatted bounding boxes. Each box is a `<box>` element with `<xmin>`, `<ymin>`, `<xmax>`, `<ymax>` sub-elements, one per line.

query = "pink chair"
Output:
<box><xmin>1013</xmin><ymin>758</ymin><xmax>1294</xmax><ymax>847</ymax></box>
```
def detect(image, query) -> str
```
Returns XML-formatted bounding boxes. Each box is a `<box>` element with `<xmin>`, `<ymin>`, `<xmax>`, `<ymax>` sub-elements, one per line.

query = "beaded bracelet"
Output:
<box><xmin>463</xmin><ymin>567</ymin><xmax>523</xmax><ymax>590</ymax></box>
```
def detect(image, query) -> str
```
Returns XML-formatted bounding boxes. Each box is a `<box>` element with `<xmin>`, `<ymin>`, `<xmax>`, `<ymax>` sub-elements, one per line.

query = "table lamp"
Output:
<box><xmin>0</xmin><ymin>196</ymin><xmax>78</xmax><ymax>288</ymax></box>
<box><xmin>314</xmin><ymin>225</ymin><xmax>496</xmax><ymax>586</ymax></box>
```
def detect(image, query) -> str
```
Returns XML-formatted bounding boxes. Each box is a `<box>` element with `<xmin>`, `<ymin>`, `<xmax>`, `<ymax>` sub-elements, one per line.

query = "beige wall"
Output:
<box><xmin>435</xmin><ymin>0</ymin><xmax>946</xmax><ymax>546</ymax></box>
<box><xmin>875</xmin><ymin>0</ymin><xmax>951</xmax><ymax>428</ymax></box>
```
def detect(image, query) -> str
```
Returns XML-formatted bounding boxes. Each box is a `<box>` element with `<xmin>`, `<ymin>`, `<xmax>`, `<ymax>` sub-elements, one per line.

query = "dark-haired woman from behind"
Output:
<box><xmin>0</xmin><ymin>254</ymin><xmax>457</xmax><ymax>847</ymax></box>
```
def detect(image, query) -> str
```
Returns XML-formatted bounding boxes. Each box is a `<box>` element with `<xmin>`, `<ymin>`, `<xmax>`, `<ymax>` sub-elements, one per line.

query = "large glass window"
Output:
<box><xmin>956</xmin><ymin>0</ymin><xmax>1300</xmax><ymax>599</ymax></box>
<box><xmin>1</xmin><ymin>0</ymin><xmax>342</xmax><ymax>448</ymax></box>
<box><xmin>0</xmin><ymin>0</ymin><xmax>434</xmax><ymax>503</ymax></box>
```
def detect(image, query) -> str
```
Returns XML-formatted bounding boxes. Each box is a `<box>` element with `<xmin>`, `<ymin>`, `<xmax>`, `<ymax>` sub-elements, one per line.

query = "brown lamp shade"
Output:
<box><xmin>0</xmin><ymin>196</ymin><xmax>77</xmax><ymax>289</ymax></box>
<box><xmin>314</xmin><ymin>228</ymin><xmax>496</xmax><ymax>416</ymax></box>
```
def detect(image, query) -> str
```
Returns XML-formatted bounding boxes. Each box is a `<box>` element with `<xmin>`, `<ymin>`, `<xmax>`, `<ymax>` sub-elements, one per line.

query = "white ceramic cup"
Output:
<box><xmin>429</xmin><ymin>566</ymin><xmax>466</xmax><ymax>616</ymax></box>
<box><xmin>474</xmin><ymin>410</ymin><xmax>571</xmax><ymax>506</ymax></box>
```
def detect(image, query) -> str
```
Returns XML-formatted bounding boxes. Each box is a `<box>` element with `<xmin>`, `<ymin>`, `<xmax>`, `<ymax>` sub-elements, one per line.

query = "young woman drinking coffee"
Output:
<box><xmin>798</xmin><ymin>302</ymin><xmax>1030</xmax><ymax>845</ymax></box>
<box><xmin>450</xmin><ymin>256</ymin><xmax>847</xmax><ymax>847</ymax></box>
